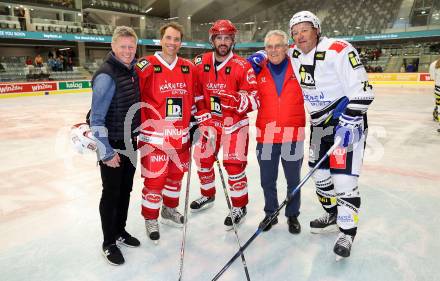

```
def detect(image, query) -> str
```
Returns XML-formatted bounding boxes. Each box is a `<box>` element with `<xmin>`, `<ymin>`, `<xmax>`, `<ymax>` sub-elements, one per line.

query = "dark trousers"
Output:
<box><xmin>99</xmin><ymin>139</ymin><xmax>137</xmax><ymax>247</ymax></box>
<box><xmin>256</xmin><ymin>142</ymin><xmax>303</xmax><ymax>217</ymax></box>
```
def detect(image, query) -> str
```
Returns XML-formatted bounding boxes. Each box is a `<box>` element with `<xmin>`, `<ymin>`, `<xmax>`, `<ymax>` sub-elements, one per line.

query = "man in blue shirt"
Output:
<box><xmin>90</xmin><ymin>26</ymin><xmax>141</xmax><ymax>266</ymax></box>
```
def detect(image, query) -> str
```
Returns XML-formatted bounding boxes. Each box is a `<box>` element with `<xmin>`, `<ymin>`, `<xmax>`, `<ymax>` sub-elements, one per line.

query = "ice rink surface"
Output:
<box><xmin>1</xmin><ymin>84</ymin><xmax>439</xmax><ymax>281</ymax></box>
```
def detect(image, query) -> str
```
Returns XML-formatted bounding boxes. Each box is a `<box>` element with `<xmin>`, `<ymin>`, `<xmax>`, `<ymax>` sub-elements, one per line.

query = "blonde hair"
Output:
<box><xmin>112</xmin><ymin>26</ymin><xmax>138</xmax><ymax>44</ymax></box>
<box><xmin>436</xmin><ymin>59</ymin><xmax>440</xmax><ymax>69</ymax></box>
<box><xmin>264</xmin><ymin>30</ymin><xmax>289</xmax><ymax>46</ymax></box>
<box><xmin>160</xmin><ymin>22</ymin><xmax>184</xmax><ymax>40</ymax></box>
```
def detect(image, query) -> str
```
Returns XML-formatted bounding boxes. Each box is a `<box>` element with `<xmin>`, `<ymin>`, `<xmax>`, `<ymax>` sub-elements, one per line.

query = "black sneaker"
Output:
<box><xmin>102</xmin><ymin>244</ymin><xmax>124</xmax><ymax>265</ymax></box>
<box><xmin>117</xmin><ymin>231</ymin><xmax>140</xmax><ymax>247</ymax></box>
<box><xmin>190</xmin><ymin>196</ymin><xmax>215</xmax><ymax>212</ymax></box>
<box><xmin>258</xmin><ymin>215</ymin><xmax>278</xmax><ymax>232</ymax></box>
<box><xmin>310</xmin><ymin>212</ymin><xmax>338</xmax><ymax>234</ymax></box>
<box><xmin>287</xmin><ymin>216</ymin><xmax>301</xmax><ymax>234</ymax></box>
<box><xmin>224</xmin><ymin>206</ymin><xmax>247</xmax><ymax>230</ymax></box>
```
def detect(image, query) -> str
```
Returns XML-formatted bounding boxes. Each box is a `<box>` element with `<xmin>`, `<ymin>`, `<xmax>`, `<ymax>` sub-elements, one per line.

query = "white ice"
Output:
<box><xmin>0</xmin><ymin>85</ymin><xmax>439</xmax><ymax>281</ymax></box>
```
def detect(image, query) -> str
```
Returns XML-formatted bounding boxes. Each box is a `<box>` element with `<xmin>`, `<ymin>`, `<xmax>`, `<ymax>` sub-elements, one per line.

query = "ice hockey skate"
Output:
<box><xmin>190</xmin><ymin>195</ymin><xmax>215</xmax><ymax>212</ymax></box>
<box><xmin>161</xmin><ymin>206</ymin><xmax>184</xmax><ymax>228</ymax></box>
<box><xmin>310</xmin><ymin>212</ymin><xmax>338</xmax><ymax>234</ymax></box>
<box><xmin>145</xmin><ymin>219</ymin><xmax>160</xmax><ymax>244</ymax></box>
<box><xmin>334</xmin><ymin>232</ymin><xmax>354</xmax><ymax>261</ymax></box>
<box><xmin>224</xmin><ymin>206</ymin><xmax>247</xmax><ymax>231</ymax></box>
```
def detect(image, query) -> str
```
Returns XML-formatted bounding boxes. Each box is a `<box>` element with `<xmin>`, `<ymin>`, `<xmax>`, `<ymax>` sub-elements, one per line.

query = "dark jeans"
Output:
<box><xmin>99</xmin><ymin>139</ymin><xmax>137</xmax><ymax>247</ymax></box>
<box><xmin>256</xmin><ymin>142</ymin><xmax>303</xmax><ymax>217</ymax></box>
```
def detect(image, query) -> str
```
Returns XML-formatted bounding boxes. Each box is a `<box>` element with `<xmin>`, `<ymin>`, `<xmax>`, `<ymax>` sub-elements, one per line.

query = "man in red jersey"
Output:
<box><xmin>190</xmin><ymin>19</ymin><xmax>259</xmax><ymax>230</ymax></box>
<box><xmin>136</xmin><ymin>22</ymin><xmax>209</xmax><ymax>243</ymax></box>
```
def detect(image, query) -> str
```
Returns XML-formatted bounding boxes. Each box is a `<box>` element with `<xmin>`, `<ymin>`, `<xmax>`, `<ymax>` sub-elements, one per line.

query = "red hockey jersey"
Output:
<box><xmin>136</xmin><ymin>52</ymin><xmax>197</xmax><ymax>152</ymax></box>
<box><xmin>194</xmin><ymin>51</ymin><xmax>259</xmax><ymax>134</ymax></box>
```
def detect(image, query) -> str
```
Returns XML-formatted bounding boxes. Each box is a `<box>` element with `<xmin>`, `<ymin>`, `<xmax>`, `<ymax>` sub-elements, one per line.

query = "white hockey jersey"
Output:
<box><xmin>288</xmin><ymin>37</ymin><xmax>374</xmax><ymax>125</ymax></box>
<box><xmin>429</xmin><ymin>60</ymin><xmax>440</xmax><ymax>92</ymax></box>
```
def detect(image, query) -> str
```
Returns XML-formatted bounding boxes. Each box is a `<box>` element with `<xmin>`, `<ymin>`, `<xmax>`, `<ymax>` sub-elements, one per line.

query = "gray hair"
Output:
<box><xmin>112</xmin><ymin>26</ymin><xmax>138</xmax><ymax>44</ymax></box>
<box><xmin>264</xmin><ymin>30</ymin><xmax>289</xmax><ymax>47</ymax></box>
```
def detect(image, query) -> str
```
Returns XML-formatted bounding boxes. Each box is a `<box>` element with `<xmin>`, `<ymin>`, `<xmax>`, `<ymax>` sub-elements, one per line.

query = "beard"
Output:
<box><xmin>214</xmin><ymin>44</ymin><xmax>232</xmax><ymax>57</ymax></box>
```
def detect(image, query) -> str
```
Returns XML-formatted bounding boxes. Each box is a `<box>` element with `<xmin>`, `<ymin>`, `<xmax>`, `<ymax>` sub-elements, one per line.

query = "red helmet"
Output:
<box><xmin>209</xmin><ymin>20</ymin><xmax>237</xmax><ymax>40</ymax></box>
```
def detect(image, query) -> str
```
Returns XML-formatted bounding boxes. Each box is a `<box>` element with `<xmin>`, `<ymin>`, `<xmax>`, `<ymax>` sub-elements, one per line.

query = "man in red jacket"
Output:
<box><xmin>255</xmin><ymin>30</ymin><xmax>305</xmax><ymax>234</ymax></box>
<box><xmin>190</xmin><ymin>20</ymin><xmax>259</xmax><ymax>230</ymax></box>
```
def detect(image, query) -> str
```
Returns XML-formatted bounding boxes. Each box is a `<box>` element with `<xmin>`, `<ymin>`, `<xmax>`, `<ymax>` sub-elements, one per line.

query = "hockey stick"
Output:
<box><xmin>178</xmin><ymin>145</ymin><xmax>193</xmax><ymax>281</ymax></box>
<box><xmin>208</xmin><ymin>133</ymin><xmax>251</xmax><ymax>281</ymax></box>
<box><xmin>212</xmin><ymin>138</ymin><xmax>342</xmax><ymax>281</ymax></box>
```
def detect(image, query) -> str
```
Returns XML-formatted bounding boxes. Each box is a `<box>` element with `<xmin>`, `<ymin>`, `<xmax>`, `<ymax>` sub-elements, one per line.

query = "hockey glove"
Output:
<box><xmin>218</xmin><ymin>90</ymin><xmax>249</xmax><ymax>115</ymax></box>
<box><xmin>334</xmin><ymin>113</ymin><xmax>363</xmax><ymax>147</ymax></box>
<box><xmin>246</xmin><ymin>50</ymin><xmax>267</xmax><ymax>74</ymax></box>
<box><xmin>194</xmin><ymin>109</ymin><xmax>216</xmax><ymax>141</ymax></box>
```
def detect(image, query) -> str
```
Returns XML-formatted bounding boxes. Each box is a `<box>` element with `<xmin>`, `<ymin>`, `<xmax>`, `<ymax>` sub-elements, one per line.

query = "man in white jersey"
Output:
<box><xmin>248</xmin><ymin>11</ymin><xmax>374</xmax><ymax>260</ymax></box>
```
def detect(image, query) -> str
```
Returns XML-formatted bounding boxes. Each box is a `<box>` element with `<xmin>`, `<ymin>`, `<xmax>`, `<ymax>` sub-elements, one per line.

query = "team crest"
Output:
<box><xmin>194</xmin><ymin>56</ymin><xmax>202</xmax><ymax>65</ymax></box>
<box><xmin>225</xmin><ymin>67</ymin><xmax>231</xmax><ymax>74</ymax></box>
<box><xmin>204</xmin><ymin>64</ymin><xmax>211</xmax><ymax>72</ymax></box>
<box><xmin>154</xmin><ymin>65</ymin><xmax>162</xmax><ymax>73</ymax></box>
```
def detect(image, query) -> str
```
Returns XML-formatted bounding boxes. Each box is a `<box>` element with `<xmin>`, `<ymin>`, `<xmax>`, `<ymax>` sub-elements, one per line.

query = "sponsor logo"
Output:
<box><xmin>31</xmin><ymin>83</ymin><xmax>54</xmax><ymax>91</ymax></box>
<box><xmin>206</xmin><ymin>82</ymin><xmax>226</xmax><ymax>91</ymax></box>
<box><xmin>159</xmin><ymin>81</ymin><xmax>188</xmax><ymax>95</ymax></box>
<box><xmin>299</xmin><ymin>64</ymin><xmax>315</xmax><ymax>89</ymax></box>
<box><xmin>0</xmin><ymin>84</ymin><xmax>23</xmax><ymax>94</ymax></box>
<box><xmin>315</xmin><ymin>51</ymin><xmax>326</xmax><ymax>60</ymax></box>
<box><xmin>292</xmin><ymin>49</ymin><xmax>301</xmax><ymax>58</ymax></box>
<box><xmin>136</xmin><ymin>59</ymin><xmax>149</xmax><ymax>71</ymax></box>
<box><xmin>348</xmin><ymin>51</ymin><xmax>362</xmax><ymax>69</ymax></box>
<box><xmin>204</xmin><ymin>64</ymin><xmax>211</xmax><ymax>72</ymax></box>
<box><xmin>154</xmin><ymin>65</ymin><xmax>162</xmax><ymax>73</ymax></box>
<box><xmin>303</xmin><ymin>92</ymin><xmax>332</xmax><ymax>107</ymax></box>
<box><xmin>151</xmin><ymin>155</ymin><xmax>168</xmax><ymax>162</ymax></box>
<box><xmin>164</xmin><ymin>127</ymin><xmax>183</xmax><ymax>136</ymax></box>
<box><xmin>337</xmin><ymin>215</ymin><xmax>353</xmax><ymax>223</ymax></box>
<box><xmin>181</xmin><ymin>65</ymin><xmax>190</xmax><ymax>74</ymax></box>
<box><xmin>166</xmin><ymin>98</ymin><xmax>183</xmax><ymax>120</ymax></box>
<box><xmin>146</xmin><ymin>194</ymin><xmax>162</xmax><ymax>203</ymax></box>
<box><xmin>231</xmin><ymin>181</ymin><xmax>247</xmax><ymax>191</ymax></box>
<box><xmin>210</xmin><ymin>96</ymin><xmax>222</xmax><ymax>116</ymax></box>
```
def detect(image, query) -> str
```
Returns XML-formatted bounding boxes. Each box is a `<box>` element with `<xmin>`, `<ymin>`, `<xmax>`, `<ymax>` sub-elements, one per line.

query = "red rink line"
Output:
<box><xmin>363</xmin><ymin>164</ymin><xmax>440</xmax><ymax>181</ymax></box>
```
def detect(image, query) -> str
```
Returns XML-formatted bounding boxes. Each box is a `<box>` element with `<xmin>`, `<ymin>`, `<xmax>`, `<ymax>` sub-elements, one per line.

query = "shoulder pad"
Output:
<box><xmin>136</xmin><ymin>58</ymin><xmax>150</xmax><ymax>71</ymax></box>
<box><xmin>328</xmin><ymin>41</ymin><xmax>348</xmax><ymax>53</ymax></box>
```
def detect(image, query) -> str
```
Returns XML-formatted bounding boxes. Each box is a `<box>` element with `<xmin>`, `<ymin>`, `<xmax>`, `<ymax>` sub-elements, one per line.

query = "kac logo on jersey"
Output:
<box><xmin>210</xmin><ymin>96</ymin><xmax>222</xmax><ymax>116</ymax></box>
<box><xmin>299</xmin><ymin>64</ymin><xmax>316</xmax><ymax>89</ymax></box>
<box><xmin>166</xmin><ymin>98</ymin><xmax>183</xmax><ymax>120</ymax></box>
<box><xmin>348</xmin><ymin>51</ymin><xmax>362</xmax><ymax>69</ymax></box>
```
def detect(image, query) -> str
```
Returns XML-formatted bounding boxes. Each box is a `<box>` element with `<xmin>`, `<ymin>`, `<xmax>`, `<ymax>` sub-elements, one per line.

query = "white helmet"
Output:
<box><xmin>289</xmin><ymin>11</ymin><xmax>321</xmax><ymax>34</ymax></box>
<box><xmin>70</xmin><ymin>123</ymin><xmax>97</xmax><ymax>154</ymax></box>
